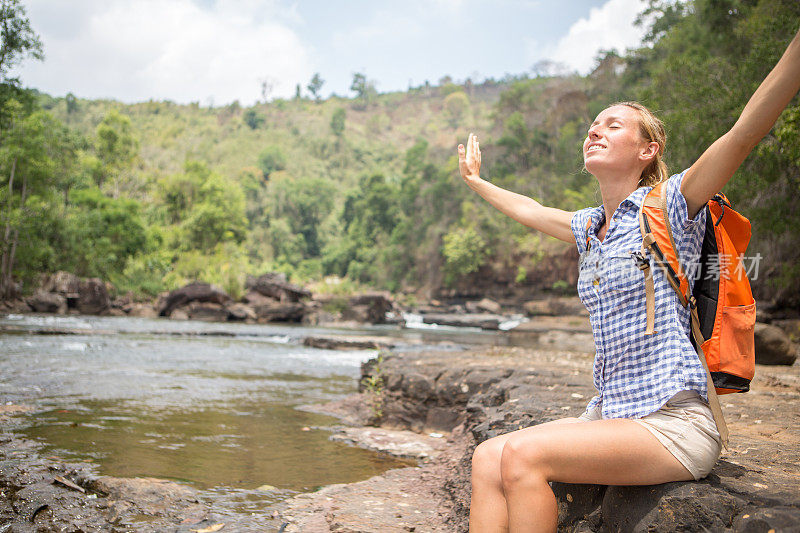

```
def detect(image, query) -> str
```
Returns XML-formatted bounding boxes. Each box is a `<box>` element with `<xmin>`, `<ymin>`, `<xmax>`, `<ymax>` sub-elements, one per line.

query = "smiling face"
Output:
<box><xmin>583</xmin><ymin>104</ymin><xmax>656</xmax><ymax>179</ymax></box>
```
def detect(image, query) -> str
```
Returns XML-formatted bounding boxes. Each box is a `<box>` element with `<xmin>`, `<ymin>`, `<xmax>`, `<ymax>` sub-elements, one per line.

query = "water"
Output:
<box><xmin>0</xmin><ymin>313</ymin><xmax>516</xmax><ymax>516</ymax></box>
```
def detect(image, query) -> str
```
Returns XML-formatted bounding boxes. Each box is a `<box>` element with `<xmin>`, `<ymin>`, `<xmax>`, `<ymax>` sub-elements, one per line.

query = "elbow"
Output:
<box><xmin>727</xmin><ymin>126</ymin><xmax>765</xmax><ymax>155</ymax></box>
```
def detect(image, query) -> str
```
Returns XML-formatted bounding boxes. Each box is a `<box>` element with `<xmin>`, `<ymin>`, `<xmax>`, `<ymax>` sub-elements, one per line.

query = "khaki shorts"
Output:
<box><xmin>577</xmin><ymin>390</ymin><xmax>722</xmax><ymax>480</ymax></box>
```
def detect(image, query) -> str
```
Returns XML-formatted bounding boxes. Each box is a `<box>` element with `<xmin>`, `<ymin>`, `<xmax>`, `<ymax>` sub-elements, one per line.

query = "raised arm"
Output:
<box><xmin>682</xmin><ymin>27</ymin><xmax>800</xmax><ymax>218</ymax></box>
<box><xmin>457</xmin><ymin>133</ymin><xmax>574</xmax><ymax>243</ymax></box>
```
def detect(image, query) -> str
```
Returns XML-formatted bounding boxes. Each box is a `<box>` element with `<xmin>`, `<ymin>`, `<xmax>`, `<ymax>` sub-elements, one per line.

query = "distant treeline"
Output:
<box><xmin>1</xmin><ymin>0</ymin><xmax>798</xmax><ymax>305</ymax></box>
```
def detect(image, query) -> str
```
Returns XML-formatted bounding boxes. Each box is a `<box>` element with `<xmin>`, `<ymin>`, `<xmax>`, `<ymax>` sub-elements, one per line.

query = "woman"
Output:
<box><xmin>457</xmin><ymin>27</ymin><xmax>800</xmax><ymax>533</ymax></box>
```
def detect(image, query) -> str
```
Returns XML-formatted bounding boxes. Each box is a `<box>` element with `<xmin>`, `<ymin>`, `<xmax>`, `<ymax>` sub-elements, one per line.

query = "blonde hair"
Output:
<box><xmin>611</xmin><ymin>101</ymin><xmax>668</xmax><ymax>188</ymax></box>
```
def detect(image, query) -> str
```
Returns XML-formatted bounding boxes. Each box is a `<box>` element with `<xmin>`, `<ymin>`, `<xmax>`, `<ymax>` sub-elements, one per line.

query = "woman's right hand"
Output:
<box><xmin>457</xmin><ymin>133</ymin><xmax>481</xmax><ymax>183</ymax></box>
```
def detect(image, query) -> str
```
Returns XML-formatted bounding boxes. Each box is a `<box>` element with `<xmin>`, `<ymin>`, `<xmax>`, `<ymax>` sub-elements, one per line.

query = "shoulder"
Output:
<box><xmin>661</xmin><ymin>170</ymin><xmax>707</xmax><ymax>235</ymax></box>
<box><xmin>570</xmin><ymin>206</ymin><xmax>602</xmax><ymax>254</ymax></box>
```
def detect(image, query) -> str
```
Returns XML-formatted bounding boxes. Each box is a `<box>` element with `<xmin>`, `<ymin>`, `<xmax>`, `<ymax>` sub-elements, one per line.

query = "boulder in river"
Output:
<box><xmin>421</xmin><ymin>312</ymin><xmax>501</xmax><ymax>330</ymax></box>
<box><xmin>227</xmin><ymin>302</ymin><xmax>256</xmax><ymax>322</ymax></box>
<box><xmin>186</xmin><ymin>302</ymin><xmax>230</xmax><ymax>322</ymax></box>
<box><xmin>465</xmin><ymin>298</ymin><xmax>501</xmax><ymax>314</ymax></box>
<box><xmin>523</xmin><ymin>296</ymin><xmax>587</xmax><ymax>317</ymax></box>
<box><xmin>41</xmin><ymin>271</ymin><xmax>81</xmax><ymax>301</ymax></box>
<box><xmin>246</xmin><ymin>272</ymin><xmax>311</xmax><ymax>302</ymax></box>
<box><xmin>754</xmin><ymin>322</ymin><xmax>797</xmax><ymax>365</ymax></box>
<box><xmin>126</xmin><ymin>302</ymin><xmax>158</xmax><ymax>318</ymax></box>
<box><xmin>27</xmin><ymin>290</ymin><xmax>67</xmax><ymax>314</ymax></box>
<box><xmin>253</xmin><ymin>301</ymin><xmax>306</xmax><ymax>322</ymax></box>
<box><xmin>341</xmin><ymin>292</ymin><xmax>395</xmax><ymax>324</ymax></box>
<box><xmin>158</xmin><ymin>281</ymin><xmax>232</xmax><ymax>317</ymax></box>
<box><xmin>77</xmin><ymin>278</ymin><xmax>110</xmax><ymax>315</ymax></box>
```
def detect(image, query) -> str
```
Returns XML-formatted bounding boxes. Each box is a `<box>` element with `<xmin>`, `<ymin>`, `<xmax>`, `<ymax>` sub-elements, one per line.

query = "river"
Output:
<box><xmin>0</xmin><ymin>313</ymin><xmax>521</xmax><ymax>520</ymax></box>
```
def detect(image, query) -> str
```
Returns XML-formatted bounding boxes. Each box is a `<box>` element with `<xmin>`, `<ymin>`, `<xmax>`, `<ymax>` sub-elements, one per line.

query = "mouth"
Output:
<box><xmin>586</xmin><ymin>143</ymin><xmax>606</xmax><ymax>153</ymax></box>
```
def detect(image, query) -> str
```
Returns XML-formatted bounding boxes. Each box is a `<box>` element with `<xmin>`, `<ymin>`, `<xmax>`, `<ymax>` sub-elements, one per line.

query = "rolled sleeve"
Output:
<box><xmin>665</xmin><ymin>170</ymin><xmax>707</xmax><ymax>237</ymax></box>
<box><xmin>571</xmin><ymin>207</ymin><xmax>596</xmax><ymax>254</ymax></box>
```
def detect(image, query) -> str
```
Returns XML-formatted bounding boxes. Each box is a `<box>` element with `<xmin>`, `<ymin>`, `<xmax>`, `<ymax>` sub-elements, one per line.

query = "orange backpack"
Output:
<box><xmin>637</xmin><ymin>182</ymin><xmax>756</xmax><ymax>448</ymax></box>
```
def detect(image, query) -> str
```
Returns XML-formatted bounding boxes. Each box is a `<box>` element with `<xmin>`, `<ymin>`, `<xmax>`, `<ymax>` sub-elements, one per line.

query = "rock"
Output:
<box><xmin>772</xmin><ymin>318</ymin><xmax>800</xmax><ymax>343</ymax></box>
<box><xmin>523</xmin><ymin>296</ymin><xmax>587</xmax><ymax>317</ymax></box>
<box><xmin>754</xmin><ymin>322</ymin><xmax>797</xmax><ymax>365</ymax></box>
<box><xmin>253</xmin><ymin>301</ymin><xmax>306</xmax><ymax>322</ymax></box>
<box><xmin>303</xmin><ymin>335</ymin><xmax>396</xmax><ymax>350</ymax></box>
<box><xmin>465</xmin><ymin>298</ymin><xmax>501</xmax><ymax>314</ymax></box>
<box><xmin>246</xmin><ymin>272</ymin><xmax>310</xmax><ymax>302</ymax></box>
<box><xmin>169</xmin><ymin>308</ymin><xmax>189</xmax><ymax>320</ymax></box>
<box><xmin>242</xmin><ymin>289</ymin><xmax>276</xmax><ymax>307</ymax></box>
<box><xmin>0</xmin><ymin>297</ymin><xmax>31</xmax><ymax>313</ymax></box>
<box><xmin>77</xmin><ymin>278</ymin><xmax>110</xmax><ymax>314</ymax></box>
<box><xmin>329</xmin><ymin>426</ymin><xmax>448</xmax><ymax>460</ymax></box>
<box><xmin>27</xmin><ymin>290</ymin><xmax>67</xmax><ymax>313</ymax></box>
<box><xmin>421</xmin><ymin>312</ymin><xmax>501</xmax><ymax>330</ymax></box>
<box><xmin>41</xmin><ymin>271</ymin><xmax>81</xmax><ymax>299</ymax></box>
<box><xmin>126</xmin><ymin>302</ymin><xmax>157</xmax><ymax>318</ymax></box>
<box><xmin>157</xmin><ymin>281</ymin><xmax>232</xmax><ymax>317</ymax></box>
<box><xmin>227</xmin><ymin>302</ymin><xmax>256</xmax><ymax>321</ymax></box>
<box><xmin>341</xmin><ymin>292</ymin><xmax>395</xmax><ymax>324</ymax></box>
<box><xmin>186</xmin><ymin>302</ymin><xmax>230</xmax><ymax>322</ymax></box>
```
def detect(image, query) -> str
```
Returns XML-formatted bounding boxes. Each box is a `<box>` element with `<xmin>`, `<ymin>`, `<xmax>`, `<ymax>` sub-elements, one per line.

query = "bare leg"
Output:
<box><xmin>500</xmin><ymin>419</ymin><xmax>693</xmax><ymax>533</ymax></box>
<box><xmin>469</xmin><ymin>417</ymin><xmax>583</xmax><ymax>533</ymax></box>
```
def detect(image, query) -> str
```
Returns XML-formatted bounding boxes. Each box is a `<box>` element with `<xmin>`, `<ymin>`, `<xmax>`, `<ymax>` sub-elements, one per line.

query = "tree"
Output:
<box><xmin>65</xmin><ymin>92</ymin><xmax>78</xmax><ymax>114</ymax></box>
<box><xmin>243</xmin><ymin>108</ymin><xmax>265</xmax><ymax>129</ymax></box>
<box><xmin>443</xmin><ymin>91</ymin><xmax>470</xmax><ymax>127</ymax></box>
<box><xmin>350</xmin><ymin>72</ymin><xmax>376</xmax><ymax>109</ymax></box>
<box><xmin>330</xmin><ymin>107</ymin><xmax>345</xmax><ymax>137</ymax></box>
<box><xmin>94</xmin><ymin>109</ymin><xmax>139</xmax><ymax>196</ymax></box>
<box><xmin>257</xmin><ymin>146</ymin><xmax>287</xmax><ymax>178</ymax></box>
<box><xmin>0</xmin><ymin>0</ymin><xmax>43</xmax><ymax>84</ymax></box>
<box><xmin>307</xmin><ymin>73</ymin><xmax>324</xmax><ymax>101</ymax></box>
<box><xmin>442</xmin><ymin>227</ymin><xmax>487</xmax><ymax>287</ymax></box>
<box><xmin>0</xmin><ymin>102</ymin><xmax>69</xmax><ymax>297</ymax></box>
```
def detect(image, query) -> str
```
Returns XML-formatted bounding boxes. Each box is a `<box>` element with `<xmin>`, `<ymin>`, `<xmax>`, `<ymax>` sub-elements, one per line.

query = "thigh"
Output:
<box><xmin>475</xmin><ymin>417</ymin><xmax>584</xmax><ymax>459</ymax></box>
<box><xmin>501</xmin><ymin>418</ymin><xmax>694</xmax><ymax>486</ymax></box>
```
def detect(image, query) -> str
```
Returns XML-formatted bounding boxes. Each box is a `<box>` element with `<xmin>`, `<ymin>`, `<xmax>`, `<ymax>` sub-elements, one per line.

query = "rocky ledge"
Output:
<box><xmin>285</xmin><ymin>346</ymin><xmax>800</xmax><ymax>532</ymax></box>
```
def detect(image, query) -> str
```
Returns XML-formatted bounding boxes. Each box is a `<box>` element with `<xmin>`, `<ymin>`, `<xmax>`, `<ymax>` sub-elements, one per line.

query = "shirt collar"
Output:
<box><xmin>587</xmin><ymin>186</ymin><xmax>650</xmax><ymax>237</ymax></box>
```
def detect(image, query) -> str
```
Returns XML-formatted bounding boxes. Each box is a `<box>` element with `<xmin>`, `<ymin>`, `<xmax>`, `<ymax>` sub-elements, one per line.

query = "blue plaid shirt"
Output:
<box><xmin>570</xmin><ymin>170</ymin><xmax>709</xmax><ymax>419</ymax></box>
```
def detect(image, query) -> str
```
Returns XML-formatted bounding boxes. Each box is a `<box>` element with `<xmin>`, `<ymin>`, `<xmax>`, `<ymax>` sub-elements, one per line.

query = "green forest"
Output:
<box><xmin>1</xmin><ymin>0</ymin><xmax>799</xmax><ymax>305</ymax></box>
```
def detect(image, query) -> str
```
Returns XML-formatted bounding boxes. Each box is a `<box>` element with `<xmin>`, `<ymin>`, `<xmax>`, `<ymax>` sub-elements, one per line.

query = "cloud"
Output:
<box><xmin>541</xmin><ymin>0</ymin><xmax>648</xmax><ymax>74</ymax></box>
<box><xmin>13</xmin><ymin>0</ymin><xmax>313</xmax><ymax>105</ymax></box>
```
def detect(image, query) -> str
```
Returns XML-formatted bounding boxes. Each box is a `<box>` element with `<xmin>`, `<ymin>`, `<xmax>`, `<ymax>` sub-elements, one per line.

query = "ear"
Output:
<box><xmin>639</xmin><ymin>141</ymin><xmax>660</xmax><ymax>164</ymax></box>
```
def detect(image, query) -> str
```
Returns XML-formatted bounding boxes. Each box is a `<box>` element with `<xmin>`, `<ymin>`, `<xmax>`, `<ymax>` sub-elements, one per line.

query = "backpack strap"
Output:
<box><xmin>584</xmin><ymin>219</ymin><xmax>592</xmax><ymax>252</ymax></box>
<box><xmin>689</xmin><ymin>304</ymin><xmax>730</xmax><ymax>449</ymax></box>
<box><xmin>639</xmin><ymin>182</ymin><xmax>730</xmax><ymax>450</ymax></box>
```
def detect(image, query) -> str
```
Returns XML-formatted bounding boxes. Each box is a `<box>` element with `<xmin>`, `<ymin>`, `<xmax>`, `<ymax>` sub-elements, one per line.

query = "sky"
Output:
<box><xmin>12</xmin><ymin>0</ymin><xmax>650</xmax><ymax>106</ymax></box>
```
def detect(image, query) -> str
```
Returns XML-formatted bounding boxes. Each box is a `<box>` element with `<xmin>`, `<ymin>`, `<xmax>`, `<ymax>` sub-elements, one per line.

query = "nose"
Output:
<box><xmin>587</xmin><ymin>125</ymin><xmax>601</xmax><ymax>140</ymax></box>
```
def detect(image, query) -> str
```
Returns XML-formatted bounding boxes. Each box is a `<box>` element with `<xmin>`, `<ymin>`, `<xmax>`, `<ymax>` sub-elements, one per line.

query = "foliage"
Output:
<box><xmin>442</xmin><ymin>226</ymin><xmax>487</xmax><ymax>287</ymax></box>
<box><xmin>360</xmin><ymin>352</ymin><xmax>386</xmax><ymax>421</ymax></box>
<box><xmin>243</xmin><ymin>108</ymin><xmax>265</xmax><ymax>129</ymax></box>
<box><xmin>257</xmin><ymin>145</ymin><xmax>287</xmax><ymax>178</ymax></box>
<box><xmin>4</xmin><ymin>0</ymin><xmax>798</xmax><ymax>304</ymax></box>
<box><xmin>0</xmin><ymin>0</ymin><xmax>43</xmax><ymax>84</ymax></box>
<box><xmin>307</xmin><ymin>73</ymin><xmax>324</xmax><ymax>101</ymax></box>
<box><xmin>443</xmin><ymin>91</ymin><xmax>470</xmax><ymax>127</ymax></box>
<box><xmin>330</xmin><ymin>107</ymin><xmax>346</xmax><ymax>137</ymax></box>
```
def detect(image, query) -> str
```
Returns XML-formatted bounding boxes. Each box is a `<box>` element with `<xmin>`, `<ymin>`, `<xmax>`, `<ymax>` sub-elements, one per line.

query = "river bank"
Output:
<box><xmin>283</xmin><ymin>346</ymin><xmax>800</xmax><ymax>532</ymax></box>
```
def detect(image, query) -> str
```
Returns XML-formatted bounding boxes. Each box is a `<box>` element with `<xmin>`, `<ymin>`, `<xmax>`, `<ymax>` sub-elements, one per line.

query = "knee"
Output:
<box><xmin>500</xmin><ymin>437</ymin><xmax>548</xmax><ymax>490</ymax></box>
<box><xmin>471</xmin><ymin>438</ymin><xmax>503</xmax><ymax>482</ymax></box>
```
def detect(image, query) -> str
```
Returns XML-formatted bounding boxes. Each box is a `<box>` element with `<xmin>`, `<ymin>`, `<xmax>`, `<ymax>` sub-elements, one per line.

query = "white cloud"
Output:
<box><xmin>13</xmin><ymin>0</ymin><xmax>313</xmax><ymax>105</ymax></box>
<box><xmin>542</xmin><ymin>0</ymin><xmax>648</xmax><ymax>75</ymax></box>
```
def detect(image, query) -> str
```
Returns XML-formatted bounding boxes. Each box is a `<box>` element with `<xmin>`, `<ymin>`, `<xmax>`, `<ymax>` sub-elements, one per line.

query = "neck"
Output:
<box><xmin>595</xmin><ymin>170</ymin><xmax>641</xmax><ymax>226</ymax></box>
